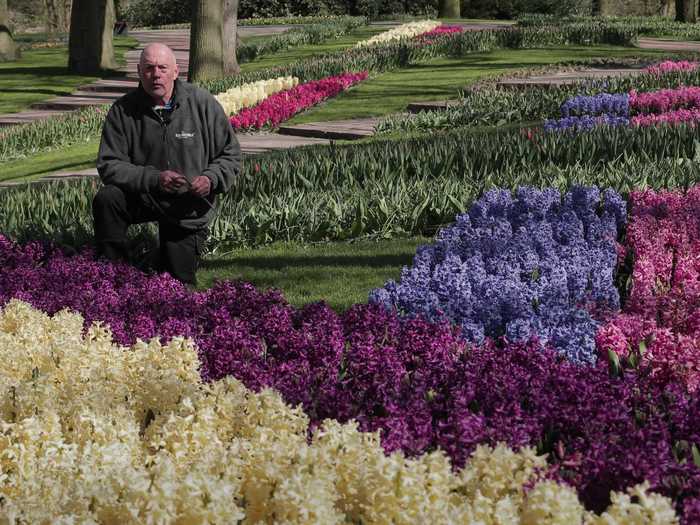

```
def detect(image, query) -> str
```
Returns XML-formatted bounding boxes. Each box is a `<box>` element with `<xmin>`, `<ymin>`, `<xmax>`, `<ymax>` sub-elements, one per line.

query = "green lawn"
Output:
<box><xmin>0</xmin><ymin>139</ymin><xmax>99</xmax><ymax>184</ymax></box>
<box><xmin>0</xmin><ymin>35</ymin><xmax>138</xmax><ymax>115</ymax></box>
<box><xmin>196</xmin><ymin>237</ymin><xmax>427</xmax><ymax>310</ymax></box>
<box><xmin>288</xmin><ymin>45</ymin><xmax>671</xmax><ymax>123</ymax></box>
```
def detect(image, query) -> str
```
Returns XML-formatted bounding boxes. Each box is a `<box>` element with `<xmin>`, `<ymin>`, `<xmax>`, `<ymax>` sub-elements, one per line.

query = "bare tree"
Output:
<box><xmin>188</xmin><ymin>0</ymin><xmax>224</xmax><ymax>82</ymax></box>
<box><xmin>0</xmin><ymin>0</ymin><xmax>18</xmax><ymax>61</ymax></box>
<box><xmin>68</xmin><ymin>0</ymin><xmax>117</xmax><ymax>73</ymax></box>
<box><xmin>223</xmin><ymin>0</ymin><xmax>239</xmax><ymax>76</ymax></box>
<box><xmin>438</xmin><ymin>0</ymin><xmax>460</xmax><ymax>18</ymax></box>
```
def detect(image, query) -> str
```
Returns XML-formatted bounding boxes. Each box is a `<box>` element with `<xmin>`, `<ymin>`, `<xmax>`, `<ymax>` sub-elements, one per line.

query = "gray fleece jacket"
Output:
<box><xmin>97</xmin><ymin>79</ymin><xmax>241</xmax><ymax>230</ymax></box>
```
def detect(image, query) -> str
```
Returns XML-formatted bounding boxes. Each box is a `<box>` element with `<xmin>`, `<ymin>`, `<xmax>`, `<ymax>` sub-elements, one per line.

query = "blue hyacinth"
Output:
<box><xmin>560</xmin><ymin>93</ymin><xmax>630</xmax><ymax>118</ymax></box>
<box><xmin>369</xmin><ymin>187</ymin><xmax>626</xmax><ymax>365</ymax></box>
<box><xmin>544</xmin><ymin>114</ymin><xmax>630</xmax><ymax>133</ymax></box>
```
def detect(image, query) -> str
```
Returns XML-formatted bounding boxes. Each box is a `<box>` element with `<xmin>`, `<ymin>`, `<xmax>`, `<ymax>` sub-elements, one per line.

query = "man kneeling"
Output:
<box><xmin>93</xmin><ymin>43</ymin><xmax>240</xmax><ymax>284</ymax></box>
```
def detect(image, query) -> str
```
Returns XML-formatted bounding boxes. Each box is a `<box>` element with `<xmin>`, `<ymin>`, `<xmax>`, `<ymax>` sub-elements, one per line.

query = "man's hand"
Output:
<box><xmin>189</xmin><ymin>176</ymin><xmax>211</xmax><ymax>197</ymax></box>
<box><xmin>159</xmin><ymin>170</ymin><xmax>187</xmax><ymax>193</ymax></box>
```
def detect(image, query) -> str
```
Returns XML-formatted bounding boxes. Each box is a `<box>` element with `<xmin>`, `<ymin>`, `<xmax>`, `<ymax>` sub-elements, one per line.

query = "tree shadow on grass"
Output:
<box><xmin>0</xmin><ymin>65</ymin><xmax>127</xmax><ymax>78</ymax></box>
<box><xmin>200</xmin><ymin>252</ymin><xmax>415</xmax><ymax>271</ymax></box>
<box><xmin>1</xmin><ymin>87</ymin><xmax>73</xmax><ymax>95</ymax></box>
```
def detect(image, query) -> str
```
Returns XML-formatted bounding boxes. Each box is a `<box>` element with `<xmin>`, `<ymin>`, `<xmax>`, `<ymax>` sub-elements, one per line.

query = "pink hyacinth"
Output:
<box><xmin>229</xmin><ymin>71</ymin><xmax>369</xmax><ymax>131</ymax></box>
<box><xmin>629</xmin><ymin>86</ymin><xmax>700</xmax><ymax>115</ymax></box>
<box><xmin>645</xmin><ymin>60</ymin><xmax>699</xmax><ymax>76</ymax></box>
<box><xmin>631</xmin><ymin>107</ymin><xmax>700</xmax><ymax>127</ymax></box>
<box><xmin>596</xmin><ymin>186</ymin><xmax>700</xmax><ymax>391</ymax></box>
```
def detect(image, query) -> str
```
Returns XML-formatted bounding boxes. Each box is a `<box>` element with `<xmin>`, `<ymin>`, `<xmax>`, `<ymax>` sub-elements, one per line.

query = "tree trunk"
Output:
<box><xmin>661</xmin><ymin>0</ymin><xmax>676</xmax><ymax>16</ymax></box>
<box><xmin>44</xmin><ymin>0</ymin><xmax>60</xmax><ymax>36</ymax></box>
<box><xmin>676</xmin><ymin>0</ymin><xmax>697</xmax><ymax>20</ymax></box>
<box><xmin>438</xmin><ymin>0</ymin><xmax>460</xmax><ymax>18</ymax></box>
<box><xmin>68</xmin><ymin>0</ymin><xmax>117</xmax><ymax>73</ymax></box>
<box><xmin>0</xmin><ymin>0</ymin><xmax>18</xmax><ymax>61</ymax></box>
<box><xmin>223</xmin><ymin>0</ymin><xmax>239</xmax><ymax>77</ymax></box>
<box><xmin>188</xmin><ymin>0</ymin><xmax>224</xmax><ymax>82</ymax></box>
<box><xmin>61</xmin><ymin>0</ymin><xmax>72</xmax><ymax>32</ymax></box>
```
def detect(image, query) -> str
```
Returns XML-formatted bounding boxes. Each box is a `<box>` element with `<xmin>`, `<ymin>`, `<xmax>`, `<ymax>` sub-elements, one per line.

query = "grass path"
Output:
<box><xmin>0</xmin><ymin>139</ymin><xmax>100</xmax><ymax>184</ymax></box>
<box><xmin>196</xmin><ymin>237</ymin><xmax>427</xmax><ymax>310</ymax></box>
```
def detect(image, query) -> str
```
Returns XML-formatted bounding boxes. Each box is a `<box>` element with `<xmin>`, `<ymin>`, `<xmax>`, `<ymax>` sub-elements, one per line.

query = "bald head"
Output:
<box><xmin>138</xmin><ymin>43</ymin><xmax>179</xmax><ymax>105</ymax></box>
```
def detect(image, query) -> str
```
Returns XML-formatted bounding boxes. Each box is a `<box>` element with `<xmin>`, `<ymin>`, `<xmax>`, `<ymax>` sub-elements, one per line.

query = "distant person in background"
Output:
<box><xmin>93</xmin><ymin>43</ymin><xmax>241</xmax><ymax>285</ymax></box>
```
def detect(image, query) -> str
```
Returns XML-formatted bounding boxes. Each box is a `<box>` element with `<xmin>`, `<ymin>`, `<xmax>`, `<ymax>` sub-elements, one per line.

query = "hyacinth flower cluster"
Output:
<box><xmin>2</xmin><ymin>238</ymin><xmax>700</xmax><ymax>521</ymax></box>
<box><xmin>370</xmin><ymin>186</ymin><xmax>625</xmax><ymax>365</ymax></box>
<box><xmin>229</xmin><ymin>71</ymin><xmax>368</xmax><ymax>131</ymax></box>
<box><xmin>0</xmin><ymin>301</ymin><xmax>685</xmax><ymax>524</ymax></box>
<box><xmin>560</xmin><ymin>93</ymin><xmax>630</xmax><ymax>118</ymax></box>
<box><xmin>543</xmin><ymin>114</ymin><xmax>629</xmax><ymax>132</ymax></box>
<box><xmin>596</xmin><ymin>186</ymin><xmax>700</xmax><ymax>391</ymax></box>
<box><xmin>630</xmin><ymin>86</ymin><xmax>700</xmax><ymax>114</ymax></box>
<box><xmin>646</xmin><ymin>59</ymin><xmax>699</xmax><ymax>76</ymax></box>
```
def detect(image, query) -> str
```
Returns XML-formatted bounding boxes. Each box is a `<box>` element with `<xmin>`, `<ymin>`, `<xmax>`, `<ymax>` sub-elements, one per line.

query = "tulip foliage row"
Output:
<box><xmin>0</xmin><ymin>300</ymin><xmax>680</xmax><ymax>523</ymax></box>
<box><xmin>3</xmin><ymin>122</ymin><xmax>700</xmax><ymax>250</ymax></box>
<box><xmin>2</xmin><ymin>185</ymin><xmax>700</xmax><ymax>522</ymax></box>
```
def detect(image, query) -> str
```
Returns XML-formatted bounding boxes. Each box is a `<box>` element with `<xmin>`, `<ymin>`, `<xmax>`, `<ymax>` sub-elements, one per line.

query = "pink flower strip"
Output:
<box><xmin>645</xmin><ymin>60</ymin><xmax>699</xmax><ymax>76</ymax></box>
<box><xmin>630</xmin><ymin>107</ymin><xmax>700</xmax><ymax>127</ymax></box>
<box><xmin>413</xmin><ymin>25</ymin><xmax>464</xmax><ymax>43</ymax></box>
<box><xmin>229</xmin><ymin>71</ymin><xmax>369</xmax><ymax>131</ymax></box>
<box><xmin>630</xmin><ymin>86</ymin><xmax>700</xmax><ymax>114</ymax></box>
<box><xmin>596</xmin><ymin>186</ymin><xmax>700</xmax><ymax>391</ymax></box>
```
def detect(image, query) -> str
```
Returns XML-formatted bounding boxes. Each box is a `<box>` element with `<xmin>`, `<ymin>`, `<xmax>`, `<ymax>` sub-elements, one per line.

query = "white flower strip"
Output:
<box><xmin>0</xmin><ymin>300</ymin><xmax>680</xmax><ymax>524</ymax></box>
<box><xmin>214</xmin><ymin>76</ymin><xmax>299</xmax><ymax>116</ymax></box>
<box><xmin>355</xmin><ymin>20</ymin><xmax>442</xmax><ymax>48</ymax></box>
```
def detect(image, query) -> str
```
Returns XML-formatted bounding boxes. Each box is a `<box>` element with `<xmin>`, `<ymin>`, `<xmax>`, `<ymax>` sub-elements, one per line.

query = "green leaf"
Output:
<box><xmin>693</xmin><ymin>444</ymin><xmax>700</xmax><ymax>468</ymax></box>
<box><xmin>607</xmin><ymin>349</ymin><xmax>621</xmax><ymax>378</ymax></box>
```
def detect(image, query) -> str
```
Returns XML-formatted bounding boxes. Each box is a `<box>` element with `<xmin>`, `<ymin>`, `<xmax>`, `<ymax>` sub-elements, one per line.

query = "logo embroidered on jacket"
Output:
<box><xmin>176</xmin><ymin>131</ymin><xmax>196</xmax><ymax>139</ymax></box>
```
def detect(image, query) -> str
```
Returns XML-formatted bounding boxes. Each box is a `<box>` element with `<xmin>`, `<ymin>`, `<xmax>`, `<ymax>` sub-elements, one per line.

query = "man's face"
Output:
<box><xmin>138</xmin><ymin>47</ymin><xmax>178</xmax><ymax>103</ymax></box>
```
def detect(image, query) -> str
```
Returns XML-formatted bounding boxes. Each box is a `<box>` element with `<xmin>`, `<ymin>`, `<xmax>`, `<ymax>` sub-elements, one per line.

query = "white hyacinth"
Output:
<box><xmin>355</xmin><ymin>20</ymin><xmax>442</xmax><ymax>48</ymax></box>
<box><xmin>214</xmin><ymin>76</ymin><xmax>300</xmax><ymax>116</ymax></box>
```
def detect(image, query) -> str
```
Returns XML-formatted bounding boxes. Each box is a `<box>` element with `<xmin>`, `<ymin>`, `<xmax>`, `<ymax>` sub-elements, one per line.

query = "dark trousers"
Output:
<box><xmin>92</xmin><ymin>185</ymin><xmax>207</xmax><ymax>284</ymax></box>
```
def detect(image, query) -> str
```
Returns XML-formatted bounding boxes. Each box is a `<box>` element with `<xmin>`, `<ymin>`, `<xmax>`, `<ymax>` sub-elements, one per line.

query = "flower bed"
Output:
<box><xmin>413</xmin><ymin>24</ymin><xmax>465</xmax><ymax>43</ymax></box>
<box><xmin>214</xmin><ymin>76</ymin><xmax>299</xmax><ymax>116</ymax></box>
<box><xmin>0</xmin><ymin>300</ymin><xmax>680</xmax><ymax>522</ymax></box>
<box><xmin>646</xmin><ymin>59</ymin><xmax>698</xmax><ymax>76</ymax></box>
<box><xmin>546</xmin><ymin>66</ymin><xmax>700</xmax><ymax>131</ymax></box>
<box><xmin>597</xmin><ymin>187</ymin><xmax>700</xmax><ymax>391</ymax></box>
<box><xmin>354</xmin><ymin>20</ymin><xmax>441</xmax><ymax>48</ymax></box>
<box><xmin>4</xmin><ymin>183</ymin><xmax>700</xmax><ymax>521</ymax></box>
<box><xmin>229</xmin><ymin>71</ymin><xmax>368</xmax><ymax>131</ymax></box>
